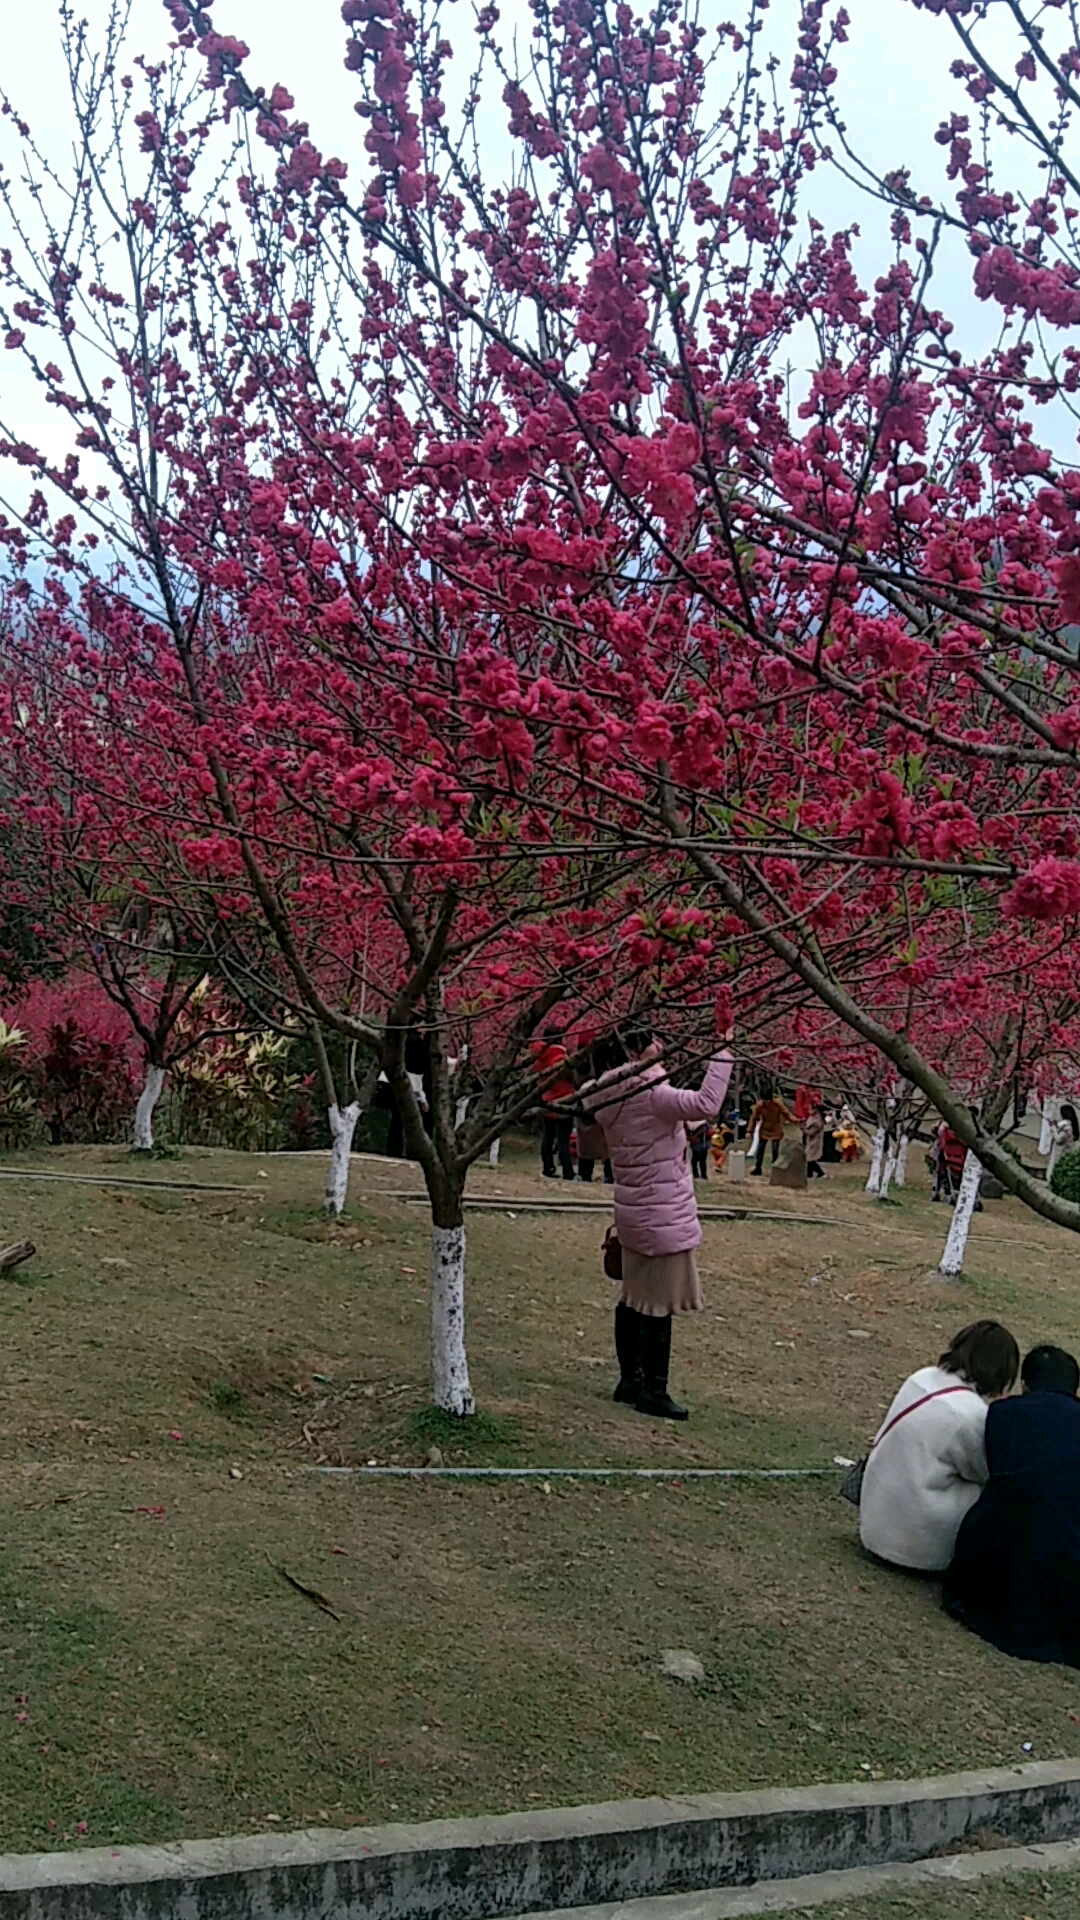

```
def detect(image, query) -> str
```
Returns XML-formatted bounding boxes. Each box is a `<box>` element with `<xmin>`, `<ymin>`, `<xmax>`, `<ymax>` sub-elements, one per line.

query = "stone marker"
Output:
<box><xmin>770</xmin><ymin>1142</ymin><xmax>807</xmax><ymax>1191</ymax></box>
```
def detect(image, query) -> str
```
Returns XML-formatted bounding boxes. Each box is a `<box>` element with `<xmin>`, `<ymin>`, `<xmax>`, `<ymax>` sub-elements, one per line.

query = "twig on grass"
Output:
<box><xmin>266</xmin><ymin>1551</ymin><xmax>342</xmax><ymax>1621</ymax></box>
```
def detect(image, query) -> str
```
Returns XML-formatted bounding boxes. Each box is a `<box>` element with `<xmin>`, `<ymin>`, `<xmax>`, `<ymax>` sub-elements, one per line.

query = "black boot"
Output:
<box><xmin>613</xmin><ymin>1303</ymin><xmax>643</xmax><ymax>1404</ymax></box>
<box><xmin>636</xmin><ymin>1314</ymin><xmax>688</xmax><ymax>1421</ymax></box>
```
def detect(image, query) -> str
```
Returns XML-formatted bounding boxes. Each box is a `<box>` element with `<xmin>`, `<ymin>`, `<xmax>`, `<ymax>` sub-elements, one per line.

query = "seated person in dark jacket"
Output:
<box><xmin>943</xmin><ymin>1345</ymin><xmax>1080</xmax><ymax>1665</ymax></box>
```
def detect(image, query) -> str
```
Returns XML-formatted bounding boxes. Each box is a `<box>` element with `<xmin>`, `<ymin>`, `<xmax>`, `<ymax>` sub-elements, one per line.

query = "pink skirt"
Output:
<box><xmin>620</xmin><ymin>1247</ymin><xmax>702</xmax><ymax>1317</ymax></box>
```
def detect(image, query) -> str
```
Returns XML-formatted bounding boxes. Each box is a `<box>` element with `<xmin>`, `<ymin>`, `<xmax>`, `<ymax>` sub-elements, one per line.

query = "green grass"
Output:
<box><xmin>791</xmin><ymin>1869</ymin><xmax>1080</xmax><ymax>1918</ymax></box>
<box><xmin>406</xmin><ymin>1405</ymin><xmax>522</xmax><ymax>1454</ymax></box>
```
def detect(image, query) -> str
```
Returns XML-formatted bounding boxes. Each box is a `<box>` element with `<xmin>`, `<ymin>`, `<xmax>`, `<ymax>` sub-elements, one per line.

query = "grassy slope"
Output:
<box><xmin>2</xmin><ymin>1141</ymin><xmax>1080</xmax><ymax>1853</ymax></box>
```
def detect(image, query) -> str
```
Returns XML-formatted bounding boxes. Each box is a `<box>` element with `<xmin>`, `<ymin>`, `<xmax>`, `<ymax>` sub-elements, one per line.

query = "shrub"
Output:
<box><xmin>167</xmin><ymin>1026</ymin><xmax>303</xmax><ymax>1151</ymax></box>
<box><xmin>0</xmin><ymin>1020</ymin><xmax>37</xmax><ymax>1148</ymax></box>
<box><xmin>1050</xmin><ymin>1147</ymin><xmax>1080</xmax><ymax>1203</ymax></box>
<box><xmin>9</xmin><ymin>976</ymin><xmax>139</xmax><ymax>1143</ymax></box>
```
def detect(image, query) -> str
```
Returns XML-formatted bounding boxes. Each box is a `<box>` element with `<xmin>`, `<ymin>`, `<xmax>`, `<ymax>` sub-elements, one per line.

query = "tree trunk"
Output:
<box><xmin>133</xmin><ymin>1064</ymin><xmax>165</xmax><ymax>1151</ymax></box>
<box><xmin>430</xmin><ymin>1220</ymin><xmax>474</xmax><ymax>1415</ymax></box>
<box><xmin>488</xmin><ymin>1137</ymin><xmax>501</xmax><ymax>1168</ymax></box>
<box><xmin>865</xmin><ymin>1128</ymin><xmax>885</xmax><ymax>1196</ymax></box>
<box><xmin>877</xmin><ymin>1137</ymin><xmax>898</xmax><ymax>1200</ymax></box>
<box><xmin>323</xmin><ymin>1101</ymin><xmax>361</xmax><ymax>1217</ymax></box>
<box><xmin>939</xmin><ymin>1151</ymin><xmax>983</xmax><ymax>1277</ymax></box>
<box><xmin>1039</xmin><ymin>1101</ymin><xmax>1054</xmax><ymax>1156</ymax></box>
<box><xmin>894</xmin><ymin>1136</ymin><xmax>910</xmax><ymax>1189</ymax></box>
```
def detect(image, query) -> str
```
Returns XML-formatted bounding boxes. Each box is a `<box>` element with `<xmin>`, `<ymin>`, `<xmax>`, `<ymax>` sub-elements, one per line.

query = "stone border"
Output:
<box><xmin>3</xmin><ymin>1762</ymin><xmax>1080</xmax><ymax>1919</ymax></box>
<box><xmin>515</xmin><ymin>1834</ymin><xmax>1080</xmax><ymax>1917</ymax></box>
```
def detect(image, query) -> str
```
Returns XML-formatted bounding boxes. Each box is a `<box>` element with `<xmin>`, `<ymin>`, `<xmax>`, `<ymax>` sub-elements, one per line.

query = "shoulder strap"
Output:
<box><xmin>871</xmin><ymin>1384</ymin><xmax>975</xmax><ymax>1453</ymax></box>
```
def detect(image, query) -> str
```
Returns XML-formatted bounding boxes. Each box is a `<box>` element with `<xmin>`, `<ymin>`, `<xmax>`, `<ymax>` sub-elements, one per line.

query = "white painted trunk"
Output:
<box><xmin>877</xmin><ymin>1139</ymin><xmax>898</xmax><ymax>1201</ymax></box>
<box><xmin>488</xmin><ymin>1137</ymin><xmax>501</xmax><ymax>1169</ymax></box>
<box><xmin>430</xmin><ymin>1223</ymin><xmax>474</xmax><ymax>1415</ymax></box>
<box><xmin>455</xmin><ymin>1096</ymin><xmax>470</xmax><ymax>1131</ymax></box>
<box><xmin>1039</xmin><ymin>1101</ymin><xmax>1054</xmax><ymax>1156</ymax></box>
<box><xmin>939</xmin><ymin>1151</ymin><xmax>983</xmax><ymax>1277</ymax></box>
<box><xmin>323</xmin><ymin>1101</ymin><xmax>360</xmax><ymax>1217</ymax></box>
<box><xmin>864</xmin><ymin>1128</ymin><xmax>886</xmax><ymax>1196</ymax></box>
<box><xmin>133</xmin><ymin>1064</ymin><xmax>165</xmax><ymax>1151</ymax></box>
<box><xmin>894</xmin><ymin>1136</ymin><xmax>910</xmax><ymax>1189</ymax></box>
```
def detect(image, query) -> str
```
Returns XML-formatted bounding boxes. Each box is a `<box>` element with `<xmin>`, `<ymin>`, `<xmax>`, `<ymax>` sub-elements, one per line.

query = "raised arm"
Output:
<box><xmin>650</xmin><ymin>1053</ymin><xmax>734</xmax><ymax>1125</ymax></box>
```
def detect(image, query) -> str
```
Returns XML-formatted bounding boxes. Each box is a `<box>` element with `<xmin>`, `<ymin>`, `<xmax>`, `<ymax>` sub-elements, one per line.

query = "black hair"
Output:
<box><xmin>621</xmin><ymin>1021</ymin><xmax>654</xmax><ymax>1057</ymax></box>
<box><xmin>1062</xmin><ymin>1104</ymin><xmax>1080</xmax><ymax>1142</ymax></box>
<box><xmin>1022</xmin><ymin>1345</ymin><xmax>1080</xmax><ymax>1397</ymax></box>
<box><xmin>939</xmin><ymin>1320</ymin><xmax>1020</xmax><ymax>1399</ymax></box>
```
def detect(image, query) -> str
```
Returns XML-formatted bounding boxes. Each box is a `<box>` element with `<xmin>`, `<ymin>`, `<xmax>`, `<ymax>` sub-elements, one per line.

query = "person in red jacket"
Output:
<box><xmin>531</xmin><ymin>1028</ymin><xmax>577</xmax><ymax>1180</ymax></box>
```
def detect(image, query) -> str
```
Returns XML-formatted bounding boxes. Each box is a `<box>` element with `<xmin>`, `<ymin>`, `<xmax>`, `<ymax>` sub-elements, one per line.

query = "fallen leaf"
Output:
<box><xmin>135</xmin><ymin>1506</ymin><xmax>167</xmax><ymax>1519</ymax></box>
<box><xmin>266</xmin><ymin>1552</ymin><xmax>342</xmax><ymax>1621</ymax></box>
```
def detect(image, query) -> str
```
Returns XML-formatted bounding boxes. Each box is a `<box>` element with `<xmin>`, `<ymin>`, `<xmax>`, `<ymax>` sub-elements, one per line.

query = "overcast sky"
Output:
<box><xmin>0</xmin><ymin>0</ymin><xmax>1039</xmax><ymax>459</ymax></box>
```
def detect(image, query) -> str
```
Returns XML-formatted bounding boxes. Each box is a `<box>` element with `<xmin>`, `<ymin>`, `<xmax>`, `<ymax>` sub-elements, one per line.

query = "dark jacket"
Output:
<box><xmin>943</xmin><ymin>1390</ymin><xmax>1080</xmax><ymax>1665</ymax></box>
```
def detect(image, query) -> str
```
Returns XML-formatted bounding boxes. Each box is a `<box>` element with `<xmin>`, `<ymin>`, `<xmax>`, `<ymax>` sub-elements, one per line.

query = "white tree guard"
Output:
<box><xmin>323</xmin><ymin>1101</ymin><xmax>360</xmax><ymax>1216</ymax></box>
<box><xmin>864</xmin><ymin>1128</ymin><xmax>886</xmax><ymax>1195</ymax></box>
<box><xmin>939</xmin><ymin>1151</ymin><xmax>983</xmax><ymax>1277</ymax></box>
<box><xmin>488</xmin><ymin>1138</ymin><xmax>501</xmax><ymax>1168</ymax></box>
<box><xmin>133</xmin><ymin>1064</ymin><xmax>165</xmax><ymax>1151</ymax></box>
<box><xmin>1039</xmin><ymin>1101</ymin><xmax>1054</xmax><ymax>1157</ymax></box>
<box><xmin>894</xmin><ymin>1136</ymin><xmax>910</xmax><ymax>1189</ymax></box>
<box><xmin>877</xmin><ymin>1138</ymin><xmax>898</xmax><ymax>1200</ymax></box>
<box><xmin>431</xmin><ymin>1224</ymin><xmax>474</xmax><ymax>1415</ymax></box>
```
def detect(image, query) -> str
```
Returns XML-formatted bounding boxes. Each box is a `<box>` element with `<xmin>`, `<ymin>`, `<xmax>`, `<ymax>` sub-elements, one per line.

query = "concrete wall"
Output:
<box><xmin>3</xmin><ymin>1762</ymin><xmax>1080</xmax><ymax>1920</ymax></box>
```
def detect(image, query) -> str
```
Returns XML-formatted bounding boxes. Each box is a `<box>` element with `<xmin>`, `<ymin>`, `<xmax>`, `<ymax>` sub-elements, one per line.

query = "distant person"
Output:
<box><xmin>932</xmin><ymin>1123</ymin><xmax>969</xmax><ymax>1204</ymax></box>
<box><xmin>689</xmin><ymin>1121</ymin><xmax>711</xmax><ymax>1181</ymax></box>
<box><xmin>944</xmin><ymin>1346</ymin><xmax>1080</xmax><ymax>1665</ymax></box>
<box><xmin>1047</xmin><ymin>1105</ymin><xmax>1079</xmax><ymax>1182</ymax></box>
<box><xmin>803</xmin><ymin>1104</ymin><xmax>826</xmax><ymax>1180</ymax></box>
<box><xmin>835</xmin><ymin>1105</ymin><xmax>860</xmax><ymax>1163</ymax></box>
<box><xmin>748</xmin><ymin>1088</ymin><xmax>796</xmax><ymax>1175</ymax></box>
<box><xmin>582</xmin><ymin>1020</ymin><xmax>734</xmax><ymax>1420</ymax></box>
<box><xmin>858</xmin><ymin>1320</ymin><xmax>1020</xmax><ymax>1573</ymax></box>
<box><xmin>710</xmin><ymin>1119</ymin><xmax>733</xmax><ymax>1173</ymax></box>
<box><xmin>574</xmin><ymin>1109</ymin><xmax>608</xmax><ymax>1184</ymax></box>
<box><xmin>531</xmin><ymin>1027</ymin><xmax>576</xmax><ymax>1181</ymax></box>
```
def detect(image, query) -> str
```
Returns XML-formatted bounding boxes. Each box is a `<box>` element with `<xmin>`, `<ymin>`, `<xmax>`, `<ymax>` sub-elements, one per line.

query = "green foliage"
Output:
<box><xmin>407</xmin><ymin>1406</ymin><xmax>522</xmax><ymax>1451</ymax></box>
<box><xmin>1050</xmin><ymin>1147</ymin><xmax>1080</xmax><ymax>1203</ymax></box>
<box><xmin>0</xmin><ymin>1020</ymin><xmax>38</xmax><ymax>1148</ymax></box>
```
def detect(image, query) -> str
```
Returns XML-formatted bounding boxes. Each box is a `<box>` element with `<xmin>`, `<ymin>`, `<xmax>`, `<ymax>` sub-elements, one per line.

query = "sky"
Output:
<box><xmin>0</xmin><ymin>0</ymin><xmax>1053</xmax><ymax>463</ymax></box>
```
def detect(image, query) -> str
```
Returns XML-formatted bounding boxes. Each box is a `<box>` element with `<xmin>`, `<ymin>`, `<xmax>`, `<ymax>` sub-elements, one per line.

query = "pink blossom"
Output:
<box><xmin>1003</xmin><ymin>858</ymin><xmax>1080</xmax><ymax>922</ymax></box>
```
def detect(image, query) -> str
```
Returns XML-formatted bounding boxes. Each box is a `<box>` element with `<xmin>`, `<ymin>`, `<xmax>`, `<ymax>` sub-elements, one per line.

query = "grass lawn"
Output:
<box><xmin>3</xmin><ymin>1140</ymin><xmax>1080</xmax><ymax>1855</ymax></box>
<box><xmin>789</xmin><ymin>1865</ymin><xmax>1080</xmax><ymax>1918</ymax></box>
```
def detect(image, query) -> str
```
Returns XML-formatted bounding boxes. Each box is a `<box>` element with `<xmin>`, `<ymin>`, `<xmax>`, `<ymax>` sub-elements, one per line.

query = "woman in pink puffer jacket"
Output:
<box><xmin>582</xmin><ymin>1023</ymin><xmax>734</xmax><ymax>1421</ymax></box>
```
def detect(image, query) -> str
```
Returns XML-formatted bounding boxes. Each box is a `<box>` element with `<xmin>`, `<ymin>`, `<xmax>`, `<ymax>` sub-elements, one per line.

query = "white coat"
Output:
<box><xmin>859</xmin><ymin>1366</ymin><xmax>989</xmax><ymax>1572</ymax></box>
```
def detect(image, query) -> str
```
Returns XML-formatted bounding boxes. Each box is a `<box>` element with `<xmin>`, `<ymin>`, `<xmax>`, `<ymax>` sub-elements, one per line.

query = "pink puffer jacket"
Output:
<box><xmin>583</xmin><ymin>1052</ymin><xmax>734</xmax><ymax>1257</ymax></box>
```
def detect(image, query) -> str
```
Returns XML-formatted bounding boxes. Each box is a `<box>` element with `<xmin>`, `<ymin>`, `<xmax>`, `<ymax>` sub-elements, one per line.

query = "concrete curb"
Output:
<box><xmin>512</xmin><ymin>1834</ymin><xmax>1080</xmax><ymax>1916</ymax></box>
<box><xmin>3</xmin><ymin>1762</ymin><xmax>1080</xmax><ymax>1919</ymax></box>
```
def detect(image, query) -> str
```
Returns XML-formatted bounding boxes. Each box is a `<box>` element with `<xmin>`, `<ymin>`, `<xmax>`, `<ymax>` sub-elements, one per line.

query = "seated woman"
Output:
<box><xmin>859</xmin><ymin>1320</ymin><xmax>1020</xmax><ymax>1574</ymax></box>
<box><xmin>944</xmin><ymin>1345</ymin><xmax>1080</xmax><ymax>1665</ymax></box>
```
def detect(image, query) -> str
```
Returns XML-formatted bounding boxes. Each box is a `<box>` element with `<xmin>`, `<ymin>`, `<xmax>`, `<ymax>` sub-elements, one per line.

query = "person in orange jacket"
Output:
<box><xmin>748</xmin><ymin>1089</ymin><xmax>797</xmax><ymax>1176</ymax></box>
